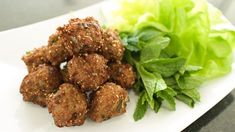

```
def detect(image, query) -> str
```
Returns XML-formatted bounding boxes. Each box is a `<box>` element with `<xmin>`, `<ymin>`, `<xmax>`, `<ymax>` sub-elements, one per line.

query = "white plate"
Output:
<box><xmin>0</xmin><ymin>1</ymin><xmax>235</xmax><ymax>132</ymax></box>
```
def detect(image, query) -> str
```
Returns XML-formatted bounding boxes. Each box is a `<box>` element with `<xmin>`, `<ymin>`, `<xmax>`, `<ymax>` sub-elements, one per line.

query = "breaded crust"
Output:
<box><xmin>47</xmin><ymin>83</ymin><xmax>88</xmax><ymax>127</ymax></box>
<box><xmin>110</xmin><ymin>62</ymin><xmax>136</xmax><ymax>89</ymax></box>
<box><xmin>20</xmin><ymin>65</ymin><xmax>62</xmax><ymax>107</ymax></box>
<box><xmin>89</xmin><ymin>82</ymin><xmax>129</xmax><ymax>122</ymax></box>
<box><xmin>67</xmin><ymin>54</ymin><xmax>110</xmax><ymax>91</ymax></box>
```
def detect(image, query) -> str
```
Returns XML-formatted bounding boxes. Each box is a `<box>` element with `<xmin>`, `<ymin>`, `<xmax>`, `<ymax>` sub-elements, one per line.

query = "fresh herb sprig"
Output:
<box><xmin>121</xmin><ymin>27</ymin><xmax>203</xmax><ymax>121</ymax></box>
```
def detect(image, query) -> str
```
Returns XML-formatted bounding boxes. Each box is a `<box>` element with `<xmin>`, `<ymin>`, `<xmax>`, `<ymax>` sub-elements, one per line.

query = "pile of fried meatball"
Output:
<box><xmin>20</xmin><ymin>17</ymin><xmax>136</xmax><ymax>127</ymax></box>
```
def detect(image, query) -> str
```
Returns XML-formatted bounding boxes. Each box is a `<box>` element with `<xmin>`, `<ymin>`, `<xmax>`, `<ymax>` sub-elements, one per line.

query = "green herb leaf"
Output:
<box><xmin>164</xmin><ymin>87</ymin><xmax>177</xmax><ymax>97</ymax></box>
<box><xmin>143</xmin><ymin>57</ymin><xmax>186</xmax><ymax>77</ymax></box>
<box><xmin>164</xmin><ymin>77</ymin><xmax>180</xmax><ymax>90</ymax></box>
<box><xmin>121</xmin><ymin>32</ymin><xmax>141</xmax><ymax>52</ymax></box>
<box><xmin>25</xmin><ymin>51</ymin><xmax>31</xmax><ymax>55</ymax></box>
<box><xmin>137</xmin><ymin>64</ymin><xmax>167</xmax><ymax>99</ymax></box>
<box><xmin>181</xmin><ymin>89</ymin><xmax>200</xmax><ymax>102</ymax></box>
<box><xmin>176</xmin><ymin>75</ymin><xmax>203</xmax><ymax>90</ymax></box>
<box><xmin>140</xmin><ymin>36</ymin><xmax>170</xmax><ymax>62</ymax></box>
<box><xmin>156</xmin><ymin>90</ymin><xmax>176</xmax><ymax>110</ymax></box>
<box><xmin>137</xmin><ymin>65</ymin><xmax>156</xmax><ymax>99</ymax></box>
<box><xmin>116</xmin><ymin>99</ymin><xmax>123</xmax><ymax>113</ymax></box>
<box><xmin>141</xmin><ymin>91</ymin><xmax>154</xmax><ymax>109</ymax></box>
<box><xmin>133</xmin><ymin>79</ymin><xmax>144</xmax><ymax>94</ymax></box>
<box><xmin>154</xmin><ymin>99</ymin><xmax>161</xmax><ymax>113</ymax></box>
<box><xmin>133</xmin><ymin>92</ymin><xmax>149</xmax><ymax>121</ymax></box>
<box><xmin>136</xmin><ymin>27</ymin><xmax>164</xmax><ymax>42</ymax></box>
<box><xmin>176</xmin><ymin>94</ymin><xmax>195</xmax><ymax>107</ymax></box>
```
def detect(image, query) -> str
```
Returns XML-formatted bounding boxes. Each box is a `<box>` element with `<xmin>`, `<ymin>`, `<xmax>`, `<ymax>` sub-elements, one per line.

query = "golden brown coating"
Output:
<box><xmin>23</xmin><ymin>17</ymin><xmax>104</xmax><ymax>71</ymax></box>
<box><xmin>48</xmin><ymin>34</ymin><xmax>60</xmax><ymax>46</ymax></box>
<box><xmin>100</xmin><ymin>29</ymin><xmax>125</xmax><ymax>61</ymax></box>
<box><xmin>22</xmin><ymin>46</ymin><xmax>49</xmax><ymax>72</ymax></box>
<box><xmin>48</xmin><ymin>18</ymin><xmax>124</xmax><ymax>61</ymax></box>
<box><xmin>46</xmin><ymin>42</ymin><xmax>73</xmax><ymax>66</ymax></box>
<box><xmin>89</xmin><ymin>83</ymin><xmax>129</xmax><ymax>122</ymax></box>
<box><xmin>23</xmin><ymin>17</ymin><xmax>125</xmax><ymax>72</ymax></box>
<box><xmin>47</xmin><ymin>83</ymin><xmax>88</xmax><ymax>127</ymax></box>
<box><xmin>110</xmin><ymin>62</ymin><xmax>136</xmax><ymax>89</ymax></box>
<box><xmin>51</xmin><ymin>17</ymin><xmax>104</xmax><ymax>55</ymax></box>
<box><xmin>20</xmin><ymin>65</ymin><xmax>62</xmax><ymax>107</ymax></box>
<box><xmin>67</xmin><ymin>54</ymin><xmax>110</xmax><ymax>91</ymax></box>
<box><xmin>20</xmin><ymin>17</ymin><xmax>136</xmax><ymax>127</ymax></box>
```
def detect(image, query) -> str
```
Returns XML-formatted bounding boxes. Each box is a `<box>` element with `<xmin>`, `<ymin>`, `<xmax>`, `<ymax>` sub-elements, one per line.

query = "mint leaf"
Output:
<box><xmin>140</xmin><ymin>36</ymin><xmax>170</xmax><ymax>62</ymax></box>
<box><xmin>153</xmin><ymin>72</ymin><xmax>168</xmax><ymax>92</ymax></box>
<box><xmin>133</xmin><ymin>92</ymin><xmax>149</xmax><ymax>121</ymax></box>
<box><xmin>156</xmin><ymin>90</ymin><xmax>176</xmax><ymax>110</ymax></box>
<box><xmin>133</xmin><ymin>79</ymin><xmax>144</xmax><ymax>94</ymax></box>
<box><xmin>176</xmin><ymin>75</ymin><xmax>202</xmax><ymax>90</ymax></box>
<box><xmin>176</xmin><ymin>94</ymin><xmax>195</xmax><ymax>107</ymax></box>
<box><xmin>25</xmin><ymin>51</ymin><xmax>31</xmax><ymax>55</ymax></box>
<box><xmin>140</xmin><ymin>41</ymin><xmax>162</xmax><ymax>62</ymax></box>
<box><xmin>164</xmin><ymin>77</ymin><xmax>180</xmax><ymax>90</ymax></box>
<box><xmin>141</xmin><ymin>91</ymin><xmax>155</xmax><ymax>109</ymax></box>
<box><xmin>120</xmin><ymin>32</ymin><xmax>140</xmax><ymax>52</ymax></box>
<box><xmin>143</xmin><ymin>57</ymin><xmax>186</xmax><ymax>77</ymax></box>
<box><xmin>181</xmin><ymin>89</ymin><xmax>200</xmax><ymax>102</ymax></box>
<box><xmin>136</xmin><ymin>27</ymin><xmax>164</xmax><ymax>42</ymax></box>
<box><xmin>137</xmin><ymin>65</ymin><xmax>156</xmax><ymax>99</ymax></box>
<box><xmin>137</xmin><ymin>65</ymin><xmax>167</xmax><ymax>99</ymax></box>
<box><xmin>164</xmin><ymin>87</ymin><xmax>177</xmax><ymax>97</ymax></box>
<box><xmin>153</xmin><ymin>98</ymin><xmax>162</xmax><ymax>113</ymax></box>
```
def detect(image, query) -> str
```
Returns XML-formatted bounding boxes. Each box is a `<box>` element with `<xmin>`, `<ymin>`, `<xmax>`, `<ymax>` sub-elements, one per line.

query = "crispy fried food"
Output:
<box><xmin>22</xmin><ymin>46</ymin><xmax>49</xmax><ymax>72</ymax></box>
<box><xmin>47</xmin><ymin>83</ymin><xmax>88</xmax><ymax>127</ymax></box>
<box><xmin>110</xmin><ymin>62</ymin><xmax>136</xmax><ymax>89</ymax></box>
<box><xmin>23</xmin><ymin>17</ymin><xmax>125</xmax><ymax>72</ymax></box>
<box><xmin>23</xmin><ymin>17</ymin><xmax>104</xmax><ymax>71</ymax></box>
<box><xmin>46</xmin><ymin>42</ymin><xmax>73</xmax><ymax>66</ymax></box>
<box><xmin>20</xmin><ymin>65</ymin><xmax>62</xmax><ymax>107</ymax></box>
<box><xmin>89</xmin><ymin>83</ymin><xmax>129</xmax><ymax>122</ymax></box>
<box><xmin>47</xmin><ymin>18</ymin><xmax>125</xmax><ymax>62</ymax></box>
<box><xmin>49</xmin><ymin>17</ymin><xmax>104</xmax><ymax>55</ymax></box>
<box><xmin>100</xmin><ymin>29</ymin><xmax>125</xmax><ymax>61</ymax></box>
<box><xmin>67</xmin><ymin>54</ymin><xmax>109</xmax><ymax>91</ymax></box>
<box><xmin>20</xmin><ymin>17</ymin><xmax>137</xmax><ymax>127</ymax></box>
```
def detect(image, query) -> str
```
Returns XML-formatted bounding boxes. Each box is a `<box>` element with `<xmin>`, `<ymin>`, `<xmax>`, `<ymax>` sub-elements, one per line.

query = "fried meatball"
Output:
<box><xmin>53</xmin><ymin>19</ymin><xmax>125</xmax><ymax>61</ymax></box>
<box><xmin>47</xmin><ymin>83</ymin><xmax>87</xmax><ymax>127</ymax></box>
<box><xmin>100</xmin><ymin>29</ymin><xmax>125</xmax><ymax>61</ymax></box>
<box><xmin>22</xmin><ymin>46</ymin><xmax>49</xmax><ymax>72</ymax></box>
<box><xmin>23</xmin><ymin>18</ymin><xmax>124</xmax><ymax>71</ymax></box>
<box><xmin>20</xmin><ymin>65</ymin><xmax>62</xmax><ymax>107</ymax></box>
<box><xmin>89</xmin><ymin>83</ymin><xmax>129</xmax><ymax>122</ymax></box>
<box><xmin>51</xmin><ymin>17</ymin><xmax>104</xmax><ymax>55</ymax></box>
<box><xmin>24</xmin><ymin>17</ymin><xmax>104</xmax><ymax>69</ymax></box>
<box><xmin>110</xmin><ymin>62</ymin><xmax>136</xmax><ymax>89</ymax></box>
<box><xmin>46</xmin><ymin>42</ymin><xmax>73</xmax><ymax>66</ymax></box>
<box><xmin>44</xmin><ymin>17</ymin><xmax>104</xmax><ymax>66</ymax></box>
<box><xmin>67</xmin><ymin>54</ymin><xmax>110</xmax><ymax>91</ymax></box>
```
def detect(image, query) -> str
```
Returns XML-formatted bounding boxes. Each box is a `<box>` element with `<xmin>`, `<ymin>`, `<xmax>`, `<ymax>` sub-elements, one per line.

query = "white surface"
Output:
<box><xmin>0</xmin><ymin>1</ymin><xmax>235</xmax><ymax>132</ymax></box>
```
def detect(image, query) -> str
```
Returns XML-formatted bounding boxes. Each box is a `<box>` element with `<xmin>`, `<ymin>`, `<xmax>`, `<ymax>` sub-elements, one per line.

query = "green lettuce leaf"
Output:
<box><xmin>111</xmin><ymin>0</ymin><xmax>235</xmax><ymax>79</ymax></box>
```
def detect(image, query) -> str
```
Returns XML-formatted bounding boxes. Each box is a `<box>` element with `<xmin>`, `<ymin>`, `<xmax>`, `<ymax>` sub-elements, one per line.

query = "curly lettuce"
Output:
<box><xmin>111</xmin><ymin>0</ymin><xmax>235</xmax><ymax>79</ymax></box>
